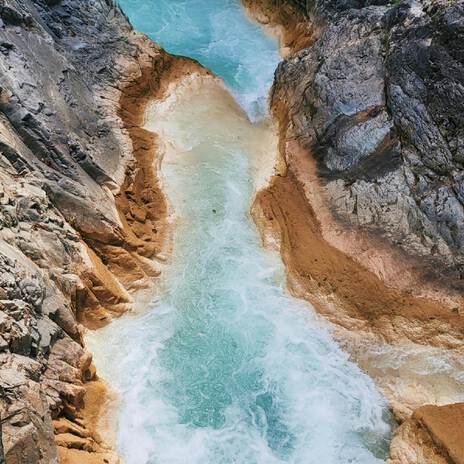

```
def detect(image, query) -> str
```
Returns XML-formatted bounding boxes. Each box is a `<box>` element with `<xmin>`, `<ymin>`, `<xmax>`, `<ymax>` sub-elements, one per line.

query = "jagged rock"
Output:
<box><xmin>19</xmin><ymin>278</ymin><xmax>45</xmax><ymax>312</ymax></box>
<box><xmin>389</xmin><ymin>403</ymin><xmax>464</xmax><ymax>464</ymax></box>
<box><xmin>0</xmin><ymin>364</ymin><xmax>58</xmax><ymax>464</ymax></box>
<box><xmin>44</xmin><ymin>183</ymin><xmax>123</xmax><ymax>245</ymax></box>
<box><xmin>53</xmin><ymin>417</ymin><xmax>91</xmax><ymax>439</ymax></box>
<box><xmin>55</xmin><ymin>433</ymin><xmax>96</xmax><ymax>452</ymax></box>
<box><xmin>0</xmin><ymin>0</ymin><xmax>175</xmax><ymax>461</ymax></box>
<box><xmin>268</xmin><ymin>0</ymin><xmax>464</xmax><ymax>290</ymax></box>
<box><xmin>247</xmin><ymin>1</ymin><xmax>464</xmax><ymax>463</ymax></box>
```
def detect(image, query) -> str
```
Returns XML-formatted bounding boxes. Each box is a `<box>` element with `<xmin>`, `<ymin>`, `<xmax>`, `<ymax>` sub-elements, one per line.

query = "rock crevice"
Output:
<box><xmin>245</xmin><ymin>0</ymin><xmax>464</xmax><ymax>462</ymax></box>
<box><xmin>0</xmin><ymin>1</ymin><xmax>200</xmax><ymax>462</ymax></box>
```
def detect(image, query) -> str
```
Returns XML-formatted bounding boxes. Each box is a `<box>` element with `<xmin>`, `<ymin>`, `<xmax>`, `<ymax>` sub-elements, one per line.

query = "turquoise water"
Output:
<box><xmin>118</xmin><ymin>0</ymin><xmax>280</xmax><ymax>118</ymax></box>
<box><xmin>88</xmin><ymin>1</ymin><xmax>392</xmax><ymax>462</ymax></box>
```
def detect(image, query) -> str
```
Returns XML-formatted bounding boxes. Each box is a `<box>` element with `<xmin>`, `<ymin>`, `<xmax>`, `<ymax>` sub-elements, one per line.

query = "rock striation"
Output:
<box><xmin>0</xmin><ymin>1</ymin><xmax>200</xmax><ymax>462</ymax></box>
<box><xmin>245</xmin><ymin>0</ymin><xmax>464</xmax><ymax>463</ymax></box>
<box><xmin>251</xmin><ymin>0</ymin><xmax>464</xmax><ymax>299</ymax></box>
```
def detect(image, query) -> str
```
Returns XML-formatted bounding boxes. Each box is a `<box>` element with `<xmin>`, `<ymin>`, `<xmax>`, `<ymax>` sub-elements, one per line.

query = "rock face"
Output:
<box><xmin>250</xmin><ymin>0</ymin><xmax>464</xmax><ymax>356</ymax></box>
<box><xmin>0</xmin><ymin>1</ymin><xmax>189</xmax><ymax>462</ymax></box>
<box><xmin>246</xmin><ymin>0</ymin><xmax>464</xmax><ymax>463</ymax></box>
<box><xmin>389</xmin><ymin>403</ymin><xmax>464</xmax><ymax>464</ymax></box>
<box><xmin>269</xmin><ymin>0</ymin><xmax>464</xmax><ymax>292</ymax></box>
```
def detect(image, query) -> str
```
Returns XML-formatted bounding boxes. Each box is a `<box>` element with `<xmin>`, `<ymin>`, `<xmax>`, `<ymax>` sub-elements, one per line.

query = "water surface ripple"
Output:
<box><xmin>88</xmin><ymin>1</ymin><xmax>392</xmax><ymax>462</ymax></box>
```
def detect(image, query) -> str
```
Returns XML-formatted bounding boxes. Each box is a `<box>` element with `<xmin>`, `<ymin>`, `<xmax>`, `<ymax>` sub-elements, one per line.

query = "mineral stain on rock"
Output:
<box><xmin>0</xmin><ymin>0</ymin><xmax>463</xmax><ymax>463</ymax></box>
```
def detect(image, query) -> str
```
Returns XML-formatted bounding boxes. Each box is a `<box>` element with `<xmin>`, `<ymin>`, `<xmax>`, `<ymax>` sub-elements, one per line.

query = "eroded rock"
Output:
<box><xmin>269</xmin><ymin>0</ymin><xmax>464</xmax><ymax>290</ymax></box>
<box><xmin>0</xmin><ymin>0</ymin><xmax>182</xmax><ymax>462</ymax></box>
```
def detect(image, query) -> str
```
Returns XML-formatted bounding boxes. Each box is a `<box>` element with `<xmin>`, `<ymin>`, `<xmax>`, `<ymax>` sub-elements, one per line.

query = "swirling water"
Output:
<box><xmin>87</xmin><ymin>1</ymin><xmax>392</xmax><ymax>462</ymax></box>
<box><xmin>118</xmin><ymin>0</ymin><xmax>280</xmax><ymax>118</ymax></box>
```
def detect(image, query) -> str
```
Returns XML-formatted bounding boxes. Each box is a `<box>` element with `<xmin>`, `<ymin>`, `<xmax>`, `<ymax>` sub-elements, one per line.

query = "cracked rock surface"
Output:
<box><xmin>0</xmin><ymin>1</ymin><xmax>175</xmax><ymax>462</ymax></box>
<box><xmin>270</xmin><ymin>0</ymin><xmax>464</xmax><ymax>290</ymax></box>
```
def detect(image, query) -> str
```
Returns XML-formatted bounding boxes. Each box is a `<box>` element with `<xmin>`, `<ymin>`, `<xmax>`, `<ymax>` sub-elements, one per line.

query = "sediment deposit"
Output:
<box><xmin>245</xmin><ymin>1</ymin><xmax>464</xmax><ymax>462</ymax></box>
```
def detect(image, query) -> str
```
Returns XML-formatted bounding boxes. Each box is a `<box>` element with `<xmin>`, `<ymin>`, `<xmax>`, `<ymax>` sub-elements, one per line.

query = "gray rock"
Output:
<box><xmin>271</xmin><ymin>0</ymin><xmax>464</xmax><ymax>289</ymax></box>
<box><xmin>0</xmin><ymin>0</ymin><xmax>159</xmax><ymax>461</ymax></box>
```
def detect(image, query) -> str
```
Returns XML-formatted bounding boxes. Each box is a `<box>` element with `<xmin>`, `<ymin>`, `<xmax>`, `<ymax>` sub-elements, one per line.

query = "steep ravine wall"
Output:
<box><xmin>1</xmin><ymin>0</ymin><xmax>463</xmax><ymax>463</ymax></box>
<box><xmin>245</xmin><ymin>0</ymin><xmax>464</xmax><ymax>463</ymax></box>
<box><xmin>0</xmin><ymin>1</ymin><xmax>203</xmax><ymax>462</ymax></box>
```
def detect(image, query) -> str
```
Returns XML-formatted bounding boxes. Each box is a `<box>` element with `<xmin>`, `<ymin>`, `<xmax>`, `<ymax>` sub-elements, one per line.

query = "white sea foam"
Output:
<box><xmin>88</xmin><ymin>75</ymin><xmax>392</xmax><ymax>462</ymax></box>
<box><xmin>88</xmin><ymin>1</ymin><xmax>394</xmax><ymax>462</ymax></box>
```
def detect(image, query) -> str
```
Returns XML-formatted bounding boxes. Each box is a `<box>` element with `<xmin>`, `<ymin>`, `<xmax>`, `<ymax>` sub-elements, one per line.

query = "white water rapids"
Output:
<box><xmin>87</xmin><ymin>1</ymin><xmax>395</xmax><ymax>462</ymax></box>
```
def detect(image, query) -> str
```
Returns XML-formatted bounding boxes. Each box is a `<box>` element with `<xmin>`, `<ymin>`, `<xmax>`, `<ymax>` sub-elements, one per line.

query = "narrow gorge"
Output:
<box><xmin>0</xmin><ymin>1</ymin><xmax>463</xmax><ymax>464</ymax></box>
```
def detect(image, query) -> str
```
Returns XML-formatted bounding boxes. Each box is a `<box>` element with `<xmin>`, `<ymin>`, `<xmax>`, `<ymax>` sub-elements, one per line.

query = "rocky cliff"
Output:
<box><xmin>251</xmin><ymin>0</ymin><xmax>464</xmax><ymax>329</ymax></box>
<box><xmin>247</xmin><ymin>0</ymin><xmax>464</xmax><ymax>348</ymax></box>
<box><xmin>0</xmin><ymin>1</ymin><xmax>199</xmax><ymax>462</ymax></box>
<box><xmin>246</xmin><ymin>0</ymin><xmax>464</xmax><ymax>463</ymax></box>
<box><xmin>274</xmin><ymin>0</ymin><xmax>464</xmax><ymax>287</ymax></box>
